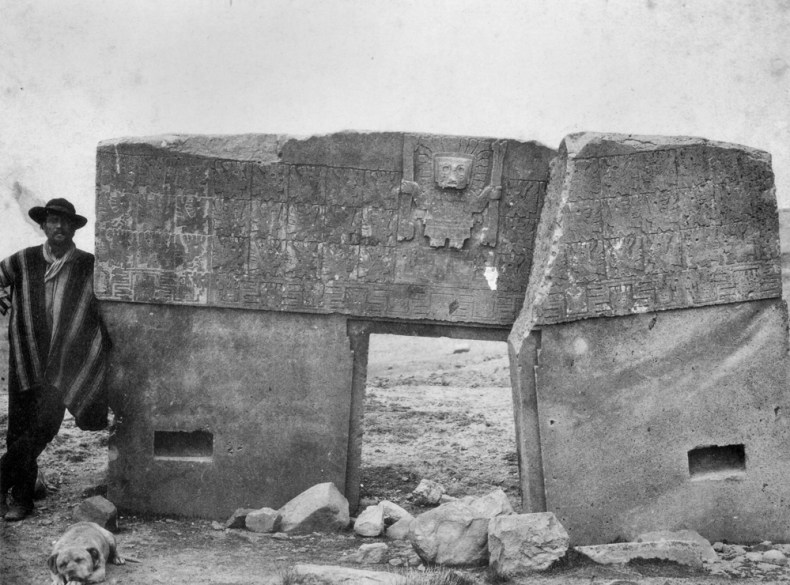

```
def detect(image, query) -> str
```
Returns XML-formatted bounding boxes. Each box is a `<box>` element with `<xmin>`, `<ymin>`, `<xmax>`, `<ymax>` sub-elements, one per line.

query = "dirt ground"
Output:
<box><xmin>0</xmin><ymin>334</ymin><xmax>755</xmax><ymax>585</ymax></box>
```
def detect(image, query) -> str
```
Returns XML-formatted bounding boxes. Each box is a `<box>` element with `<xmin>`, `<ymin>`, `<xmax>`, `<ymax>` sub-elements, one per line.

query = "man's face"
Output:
<box><xmin>433</xmin><ymin>154</ymin><xmax>474</xmax><ymax>190</ymax></box>
<box><xmin>42</xmin><ymin>213</ymin><xmax>76</xmax><ymax>247</ymax></box>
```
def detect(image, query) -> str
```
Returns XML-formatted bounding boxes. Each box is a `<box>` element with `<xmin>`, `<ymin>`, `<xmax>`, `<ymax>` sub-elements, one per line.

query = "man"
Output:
<box><xmin>0</xmin><ymin>198</ymin><xmax>110</xmax><ymax>521</ymax></box>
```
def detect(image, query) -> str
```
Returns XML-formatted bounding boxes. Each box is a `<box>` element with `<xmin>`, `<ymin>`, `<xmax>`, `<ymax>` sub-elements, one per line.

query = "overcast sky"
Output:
<box><xmin>1</xmin><ymin>0</ymin><xmax>788</xmax><ymax>255</ymax></box>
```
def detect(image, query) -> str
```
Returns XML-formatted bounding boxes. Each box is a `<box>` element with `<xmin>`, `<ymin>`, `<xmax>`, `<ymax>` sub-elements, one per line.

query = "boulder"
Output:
<box><xmin>354</xmin><ymin>505</ymin><xmax>385</xmax><ymax>537</ymax></box>
<box><xmin>245</xmin><ymin>507</ymin><xmax>281</xmax><ymax>533</ymax></box>
<box><xmin>412</xmin><ymin>479</ymin><xmax>445</xmax><ymax>505</ymax></box>
<box><xmin>762</xmin><ymin>549</ymin><xmax>788</xmax><ymax>566</ymax></box>
<box><xmin>636</xmin><ymin>529</ymin><xmax>717</xmax><ymax>563</ymax></box>
<box><xmin>488</xmin><ymin>512</ymin><xmax>569</xmax><ymax>575</ymax></box>
<box><xmin>463</xmin><ymin>489</ymin><xmax>514</xmax><ymax>517</ymax></box>
<box><xmin>576</xmin><ymin>539</ymin><xmax>714</xmax><ymax>569</ymax></box>
<box><xmin>353</xmin><ymin>542</ymin><xmax>389</xmax><ymax>564</ymax></box>
<box><xmin>278</xmin><ymin>482</ymin><xmax>350</xmax><ymax>534</ymax></box>
<box><xmin>385</xmin><ymin>516</ymin><xmax>414</xmax><ymax>540</ymax></box>
<box><xmin>379</xmin><ymin>500</ymin><xmax>411</xmax><ymax>525</ymax></box>
<box><xmin>409</xmin><ymin>491</ymin><xmax>512</xmax><ymax>566</ymax></box>
<box><xmin>72</xmin><ymin>496</ymin><xmax>118</xmax><ymax>532</ymax></box>
<box><xmin>292</xmin><ymin>564</ymin><xmax>402</xmax><ymax>584</ymax></box>
<box><xmin>225</xmin><ymin>508</ymin><xmax>256</xmax><ymax>529</ymax></box>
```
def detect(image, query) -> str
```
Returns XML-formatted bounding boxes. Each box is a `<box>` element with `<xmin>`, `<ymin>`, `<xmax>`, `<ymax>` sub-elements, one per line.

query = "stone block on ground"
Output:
<box><xmin>354</xmin><ymin>505</ymin><xmax>385</xmax><ymax>537</ymax></box>
<box><xmin>353</xmin><ymin>542</ymin><xmax>389</xmax><ymax>564</ymax></box>
<box><xmin>278</xmin><ymin>482</ymin><xmax>350</xmax><ymax>534</ymax></box>
<box><xmin>72</xmin><ymin>496</ymin><xmax>118</xmax><ymax>532</ymax></box>
<box><xmin>385</xmin><ymin>516</ymin><xmax>414</xmax><ymax>540</ymax></box>
<box><xmin>636</xmin><ymin>529</ymin><xmax>717</xmax><ymax>563</ymax></box>
<box><xmin>409</xmin><ymin>490</ymin><xmax>514</xmax><ymax>567</ymax></box>
<box><xmin>412</xmin><ymin>479</ymin><xmax>445</xmax><ymax>505</ymax></box>
<box><xmin>575</xmin><ymin>540</ymin><xmax>712</xmax><ymax>569</ymax></box>
<box><xmin>462</xmin><ymin>489</ymin><xmax>514</xmax><ymax>517</ymax></box>
<box><xmin>225</xmin><ymin>508</ymin><xmax>256</xmax><ymax>529</ymax></box>
<box><xmin>379</xmin><ymin>500</ymin><xmax>411</xmax><ymax>525</ymax></box>
<box><xmin>488</xmin><ymin>512</ymin><xmax>569</xmax><ymax>575</ymax></box>
<box><xmin>245</xmin><ymin>507</ymin><xmax>281</xmax><ymax>533</ymax></box>
<box><xmin>292</xmin><ymin>563</ymin><xmax>402</xmax><ymax>584</ymax></box>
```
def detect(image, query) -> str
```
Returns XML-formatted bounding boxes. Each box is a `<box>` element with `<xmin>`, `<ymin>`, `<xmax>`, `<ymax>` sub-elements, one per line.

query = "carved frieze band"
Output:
<box><xmin>95</xmin><ymin>135</ymin><xmax>547</xmax><ymax>326</ymax></box>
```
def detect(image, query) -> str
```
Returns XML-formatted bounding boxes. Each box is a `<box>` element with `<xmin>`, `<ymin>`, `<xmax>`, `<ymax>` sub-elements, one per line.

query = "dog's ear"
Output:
<box><xmin>88</xmin><ymin>547</ymin><xmax>102</xmax><ymax>569</ymax></box>
<box><xmin>47</xmin><ymin>553</ymin><xmax>59</xmax><ymax>574</ymax></box>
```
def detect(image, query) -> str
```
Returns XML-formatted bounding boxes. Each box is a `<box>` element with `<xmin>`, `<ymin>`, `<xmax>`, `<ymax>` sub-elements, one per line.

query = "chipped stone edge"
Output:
<box><xmin>565</xmin><ymin>131</ymin><xmax>772</xmax><ymax>165</ymax></box>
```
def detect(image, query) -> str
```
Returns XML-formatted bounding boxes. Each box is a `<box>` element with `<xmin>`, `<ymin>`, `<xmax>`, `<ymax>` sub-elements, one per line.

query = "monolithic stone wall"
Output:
<box><xmin>519</xmin><ymin>133</ymin><xmax>780</xmax><ymax>329</ymax></box>
<box><xmin>95</xmin><ymin>133</ymin><xmax>555</xmax><ymax>326</ymax></box>
<box><xmin>509</xmin><ymin>132</ymin><xmax>790</xmax><ymax>545</ymax></box>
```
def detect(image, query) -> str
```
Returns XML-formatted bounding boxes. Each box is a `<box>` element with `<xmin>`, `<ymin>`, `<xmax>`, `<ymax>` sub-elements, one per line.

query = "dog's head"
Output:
<box><xmin>48</xmin><ymin>546</ymin><xmax>101</xmax><ymax>583</ymax></box>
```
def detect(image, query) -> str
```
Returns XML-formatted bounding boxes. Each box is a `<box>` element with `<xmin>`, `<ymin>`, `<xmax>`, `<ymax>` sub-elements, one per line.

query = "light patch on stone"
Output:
<box><xmin>573</xmin><ymin>338</ymin><xmax>588</xmax><ymax>355</ymax></box>
<box><xmin>484</xmin><ymin>266</ymin><xmax>498</xmax><ymax>290</ymax></box>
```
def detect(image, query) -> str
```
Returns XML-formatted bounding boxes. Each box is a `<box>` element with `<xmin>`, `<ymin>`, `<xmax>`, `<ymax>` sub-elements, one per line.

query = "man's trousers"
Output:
<box><xmin>1</xmin><ymin>369</ymin><xmax>65</xmax><ymax>509</ymax></box>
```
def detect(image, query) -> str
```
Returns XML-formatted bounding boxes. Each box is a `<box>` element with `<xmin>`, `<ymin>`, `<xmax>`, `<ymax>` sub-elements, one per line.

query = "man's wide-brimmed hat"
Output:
<box><xmin>29</xmin><ymin>198</ymin><xmax>88</xmax><ymax>229</ymax></box>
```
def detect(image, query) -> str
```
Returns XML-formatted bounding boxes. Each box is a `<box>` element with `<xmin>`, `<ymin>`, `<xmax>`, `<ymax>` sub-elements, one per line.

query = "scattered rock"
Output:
<box><xmin>292</xmin><ymin>563</ymin><xmax>402</xmax><ymax>584</ymax></box>
<box><xmin>245</xmin><ymin>507</ymin><xmax>281</xmax><ymax>533</ymax></box>
<box><xmin>379</xmin><ymin>500</ymin><xmax>411</xmax><ymax>526</ymax></box>
<box><xmin>762</xmin><ymin>549</ymin><xmax>788</xmax><ymax>566</ymax></box>
<box><xmin>278</xmin><ymin>482</ymin><xmax>350</xmax><ymax>534</ymax></box>
<box><xmin>385</xmin><ymin>516</ymin><xmax>413</xmax><ymax>540</ymax></box>
<box><xmin>636</xmin><ymin>529</ymin><xmax>718</xmax><ymax>564</ymax></box>
<box><xmin>712</xmin><ymin>541</ymin><xmax>725</xmax><ymax>552</ymax></box>
<box><xmin>72</xmin><ymin>496</ymin><xmax>118</xmax><ymax>532</ymax></box>
<box><xmin>353</xmin><ymin>542</ymin><xmax>389</xmax><ymax>564</ymax></box>
<box><xmin>576</xmin><ymin>540</ymin><xmax>711</xmax><ymax>569</ymax></box>
<box><xmin>463</xmin><ymin>489</ymin><xmax>513</xmax><ymax>517</ymax></box>
<box><xmin>452</xmin><ymin>343</ymin><xmax>471</xmax><ymax>354</ymax></box>
<box><xmin>488</xmin><ymin>512</ymin><xmax>569</xmax><ymax>575</ymax></box>
<box><xmin>412</xmin><ymin>479</ymin><xmax>445</xmax><ymax>505</ymax></box>
<box><xmin>409</xmin><ymin>490</ymin><xmax>510</xmax><ymax>567</ymax></box>
<box><xmin>210</xmin><ymin>521</ymin><xmax>224</xmax><ymax>531</ymax></box>
<box><xmin>354</xmin><ymin>505</ymin><xmax>385</xmax><ymax>537</ymax></box>
<box><xmin>225</xmin><ymin>508</ymin><xmax>256</xmax><ymax>529</ymax></box>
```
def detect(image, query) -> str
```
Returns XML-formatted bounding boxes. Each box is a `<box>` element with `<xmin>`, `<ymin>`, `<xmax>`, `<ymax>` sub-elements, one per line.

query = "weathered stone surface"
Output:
<box><xmin>514</xmin><ymin>132</ymin><xmax>780</xmax><ymax>329</ymax></box>
<box><xmin>385</xmin><ymin>516</ymin><xmax>413</xmax><ymax>540</ymax></box>
<box><xmin>278</xmin><ymin>482</ymin><xmax>350</xmax><ymax>534</ymax></box>
<box><xmin>488</xmin><ymin>512</ymin><xmax>569</xmax><ymax>575</ymax></box>
<box><xmin>72</xmin><ymin>496</ymin><xmax>118</xmax><ymax>531</ymax></box>
<box><xmin>245</xmin><ymin>507</ymin><xmax>281</xmax><ymax>533</ymax></box>
<box><xmin>225</xmin><ymin>507</ymin><xmax>256</xmax><ymax>529</ymax></box>
<box><xmin>412</xmin><ymin>479</ymin><xmax>445</xmax><ymax>505</ymax></box>
<box><xmin>354</xmin><ymin>505</ymin><xmax>385</xmax><ymax>537</ymax></box>
<box><xmin>96</xmin><ymin>132</ymin><xmax>555</xmax><ymax>327</ymax></box>
<box><xmin>105</xmin><ymin>305</ymin><xmax>354</xmax><ymax>520</ymax></box>
<box><xmin>636</xmin><ymin>530</ymin><xmax>717</xmax><ymax>563</ymax></box>
<box><xmin>522</xmin><ymin>299</ymin><xmax>790</xmax><ymax>545</ymax></box>
<box><xmin>575</xmin><ymin>540</ymin><xmax>712</xmax><ymax>569</ymax></box>
<box><xmin>762</xmin><ymin>549</ymin><xmax>788</xmax><ymax>566</ymax></box>
<box><xmin>462</xmin><ymin>488</ymin><xmax>514</xmax><ymax>517</ymax></box>
<box><xmin>508</xmin><ymin>133</ymin><xmax>790</xmax><ymax>547</ymax></box>
<box><xmin>292</xmin><ymin>564</ymin><xmax>402</xmax><ymax>585</ymax></box>
<box><xmin>353</xmin><ymin>542</ymin><xmax>389</xmax><ymax>564</ymax></box>
<box><xmin>379</xmin><ymin>500</ymin><xmax>411</xmax><ymax>525</ymax></box>
<box><xmin>409</xmin><ymin>491</ymin><xmax>512</xmax><ymax>567</ymax></box>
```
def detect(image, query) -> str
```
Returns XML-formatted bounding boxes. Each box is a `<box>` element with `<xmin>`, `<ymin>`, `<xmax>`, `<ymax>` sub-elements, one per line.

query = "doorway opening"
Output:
<box><xmin>347</xmin><ymin>321</ymin><xmax>518</xmax><ymax>514</ymax></box>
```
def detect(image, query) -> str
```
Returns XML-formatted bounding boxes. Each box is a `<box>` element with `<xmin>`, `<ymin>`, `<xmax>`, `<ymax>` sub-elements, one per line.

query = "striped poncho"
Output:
<box><xmin>0</xmin><ymin>245</ymin><xmax>111</xmax><ymax>430</ymax></box>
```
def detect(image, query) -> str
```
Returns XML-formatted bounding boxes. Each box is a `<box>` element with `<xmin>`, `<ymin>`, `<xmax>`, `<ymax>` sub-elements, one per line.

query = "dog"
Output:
<box><xmin>48</xmin><ymin>521</ymin><xmax>125</xmax><ymax>584</ymax></box>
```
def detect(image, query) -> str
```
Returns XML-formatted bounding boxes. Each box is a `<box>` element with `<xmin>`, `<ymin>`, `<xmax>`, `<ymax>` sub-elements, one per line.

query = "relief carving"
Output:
<box><xmin>396</xmin><ymin>136</ymin><xmax>506</xmax><ymax>249</ymax></box>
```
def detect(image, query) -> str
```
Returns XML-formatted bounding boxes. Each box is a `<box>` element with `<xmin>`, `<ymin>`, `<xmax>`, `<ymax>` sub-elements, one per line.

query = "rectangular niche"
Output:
<box><xmin>154</xmin><ymin>430</ymin><xmax>214</xmax><ymax>461</ymax></box>
<box><xmin>688</xmin><ymin>444</ymin><xmax>746</xmax><ymax>480</ymax></box>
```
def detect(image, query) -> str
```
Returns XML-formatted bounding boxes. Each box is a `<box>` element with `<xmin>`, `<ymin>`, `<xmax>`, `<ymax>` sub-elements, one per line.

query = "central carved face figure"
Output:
<box><xmin>433</xmin><ymin>153</ymin><xmax>474</xmax><ymax>190</ymax></box>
